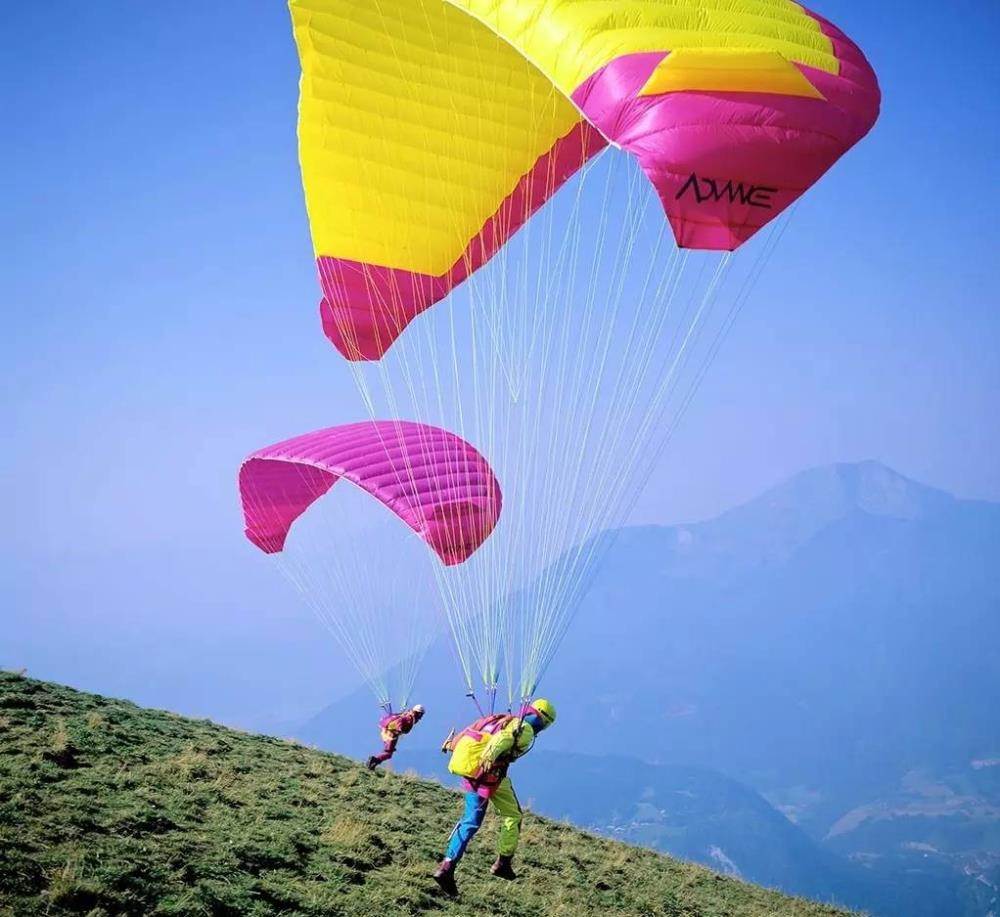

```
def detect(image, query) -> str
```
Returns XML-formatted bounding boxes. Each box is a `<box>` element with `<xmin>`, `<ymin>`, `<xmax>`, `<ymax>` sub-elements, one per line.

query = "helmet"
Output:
<box><xmin>412</xmin><ymin>704</ymin><xmax>425</xmax><ymax>717</ymax></box>
<box><xmin>528</xmin><ymin>698</ymin><xmax>556</xmax><ymax>730</ymax></box>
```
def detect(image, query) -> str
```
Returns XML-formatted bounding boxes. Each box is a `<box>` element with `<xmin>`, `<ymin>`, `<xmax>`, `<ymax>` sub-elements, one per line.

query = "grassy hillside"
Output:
<box><xmin>0</xmin><ymin>673</ymin><xmax>854</xmax><ymax>917</ymax></box>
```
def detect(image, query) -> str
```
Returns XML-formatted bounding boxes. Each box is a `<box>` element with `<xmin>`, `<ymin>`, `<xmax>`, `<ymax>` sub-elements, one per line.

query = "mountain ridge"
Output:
<box><xmin>648</xmin><ymin>459</ymin><xmax>969</xmax><ymax>577</ymax></box>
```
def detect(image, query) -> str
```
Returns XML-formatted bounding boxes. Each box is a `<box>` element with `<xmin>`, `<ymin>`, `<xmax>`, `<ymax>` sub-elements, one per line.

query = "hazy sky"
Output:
<box><xmin>4</xmin><ymin>1</ymin><xmax>998</xmax><ymax>727</ymax></box>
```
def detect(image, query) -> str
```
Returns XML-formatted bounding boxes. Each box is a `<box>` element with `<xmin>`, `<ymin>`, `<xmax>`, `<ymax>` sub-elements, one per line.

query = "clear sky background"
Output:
<box><xmin>3</xmin><ymin>1</ymin><xmax>998</xmax><ymax>728</ymax></box>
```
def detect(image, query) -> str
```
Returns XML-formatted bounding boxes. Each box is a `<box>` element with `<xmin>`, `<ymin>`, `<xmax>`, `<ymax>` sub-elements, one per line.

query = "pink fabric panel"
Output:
<box><xmin>317</xmin><ymin>122</ymin><xmax>607</xmax><ymax>361</ymax></box>
<box><xmin>572</xmin><ymin>51</ymin><xmax>668</xmax><ymax>136</ymax></box>
<box><xmin>570</xmin><ymin>7</ymin><xmax>880</xmax><ymax>251</ymax></box>
<box><xmin>239</xmin><ymin>421</ymin><xmax>502</xmax><ymax>566</ymax></box>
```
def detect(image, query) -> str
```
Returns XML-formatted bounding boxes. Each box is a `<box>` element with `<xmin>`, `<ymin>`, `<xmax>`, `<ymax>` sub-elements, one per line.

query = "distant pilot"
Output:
<box><xmin>366</xmin><ymin>704</ymin><xmax>425</xmax><ymax>770</ymax></box>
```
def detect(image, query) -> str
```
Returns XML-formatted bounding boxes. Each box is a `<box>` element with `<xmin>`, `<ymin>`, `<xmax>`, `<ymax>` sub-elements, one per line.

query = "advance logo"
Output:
<box><xmin>675</xmin><ymin>173</ymin><xmax>777</xmax><ymax>209</ymax></box>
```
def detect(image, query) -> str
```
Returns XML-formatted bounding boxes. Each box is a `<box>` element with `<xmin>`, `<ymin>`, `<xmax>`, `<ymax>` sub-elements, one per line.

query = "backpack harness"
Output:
<box><xmin>444</xmin><ymin>712</ymin><xmax>534</xmax><ymax>793</ymax></box>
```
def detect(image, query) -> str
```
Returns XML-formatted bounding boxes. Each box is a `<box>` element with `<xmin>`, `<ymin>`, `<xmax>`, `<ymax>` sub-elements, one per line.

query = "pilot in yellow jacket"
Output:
<box><xmin>433</xmin><ymin>699</ymin><xmax>556</xmax><ymax>895</ymax></box>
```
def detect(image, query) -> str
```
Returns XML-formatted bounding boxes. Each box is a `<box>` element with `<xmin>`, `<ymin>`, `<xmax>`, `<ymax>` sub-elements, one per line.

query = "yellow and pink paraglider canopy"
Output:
<box><xmin>291</xmin><ymin>0</ymin><xmax>879</xmax><ymax>360</ymax></box>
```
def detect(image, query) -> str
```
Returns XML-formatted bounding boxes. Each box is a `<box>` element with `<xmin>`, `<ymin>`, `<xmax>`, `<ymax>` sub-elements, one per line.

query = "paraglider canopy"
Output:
<box><xmin>291</xmin><ymin>0</ymin><xmax>879</xmax><ymax>359</ymax></box>
<box><xmin>239</xmin><ymin>420</ymin><xmax>502</xmax><ymax>565</ymax></box>
<box><xmin>281</xmin><ymin>0</ymin><xmax>881</xmax><ymax>708</ymax></box>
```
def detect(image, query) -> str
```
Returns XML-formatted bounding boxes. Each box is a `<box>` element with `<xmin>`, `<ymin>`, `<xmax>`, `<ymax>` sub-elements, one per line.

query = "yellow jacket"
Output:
<box><xmin>480</xmin><ymin>717</ymin><xmax>535</xmax><ymax>769</ymax></box>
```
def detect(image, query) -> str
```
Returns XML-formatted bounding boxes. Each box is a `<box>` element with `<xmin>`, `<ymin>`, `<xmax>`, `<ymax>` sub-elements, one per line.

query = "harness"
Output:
<box><xmin>445</xmin><ymin>712</ymin><xmax>535</xmax><ymax>792</ymax></box>
<box><xmin>379</xmin><ymin>711</ymin><xmax>414</xmax><ymax>738</ymax></box>
<box><xmin>461</xmin><ymin>713</ymin><xmax>515</xmax><ymax>743</ymax></box>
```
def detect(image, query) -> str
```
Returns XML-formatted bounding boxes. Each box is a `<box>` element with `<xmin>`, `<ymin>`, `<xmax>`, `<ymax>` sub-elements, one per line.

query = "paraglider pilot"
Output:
<box><xmin>366</xmin><ymin>703</ymin><xmax>425</xmax><ymax>770</ymax></box>
<box><xmin>433</xmin><ymin>698</ymin><xmax>556</xmax><ymax>895</ymax></box>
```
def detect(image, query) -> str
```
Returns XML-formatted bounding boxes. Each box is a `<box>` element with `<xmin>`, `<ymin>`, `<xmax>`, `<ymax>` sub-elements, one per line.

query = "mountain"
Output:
<box><xmin>0</xmin><ymin>672</ymin><xmax>853</xmax><ymax>917</ymax></box>
<box><xmin>300</xmin><ymin>461</ymin><xmax>1000</xmax><ymax>915</ymax></box>
<box><xmin>546</xmin><ymin>462</ymin><xmax>1000</xmax><ymax>809</ymax></box>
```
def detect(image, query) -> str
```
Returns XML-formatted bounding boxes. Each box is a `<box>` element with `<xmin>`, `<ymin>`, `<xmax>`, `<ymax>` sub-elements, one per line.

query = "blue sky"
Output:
<box><xmin>3</xmin><ymin>1</ymin><xmax>998</xmax><ymax>727</ymax></box>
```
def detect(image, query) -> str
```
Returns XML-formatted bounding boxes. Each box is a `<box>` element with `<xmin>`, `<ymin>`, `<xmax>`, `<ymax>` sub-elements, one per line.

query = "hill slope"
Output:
<box><xmin>0</xmin><ymin>673</ymin><xmax>853</xmax><ymax>917</ymax></box>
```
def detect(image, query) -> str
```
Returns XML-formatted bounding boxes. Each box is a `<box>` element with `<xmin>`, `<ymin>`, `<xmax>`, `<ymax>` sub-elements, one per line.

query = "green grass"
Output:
<box><xmin>0</xmin><ymin>672</ymin><xmax>855</xmax><ymax>916</ymax></box>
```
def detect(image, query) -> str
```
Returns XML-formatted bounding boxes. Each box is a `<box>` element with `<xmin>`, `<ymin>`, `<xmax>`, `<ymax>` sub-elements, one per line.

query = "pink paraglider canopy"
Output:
<box><xmin>239</xmin><ymin>421</ymin><xmax>502</xmax><ymax>566</ymax></box>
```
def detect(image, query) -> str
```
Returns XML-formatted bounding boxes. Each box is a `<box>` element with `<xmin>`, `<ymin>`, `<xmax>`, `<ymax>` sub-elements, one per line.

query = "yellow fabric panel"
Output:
<box><xmin>291</xmin><ymin>0</ymin><xmax>582</xmax><ymax>276</ymax></box>
<box><xmin>447</xmin><ymin>0</ymin><xmax>837</xmax><ymax>97</ymax></box>
<box><xmin>641</xmin><ymin>48</ymin><xmax>825</xmax><ymax>99</ymax></box>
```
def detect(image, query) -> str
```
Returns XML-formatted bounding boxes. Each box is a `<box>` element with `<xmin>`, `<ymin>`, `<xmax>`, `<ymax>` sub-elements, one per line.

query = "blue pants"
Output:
<box><xmin>445</xmin><ymin>777</ymin><xmax>522</xmax><ymax>863</ymax></box>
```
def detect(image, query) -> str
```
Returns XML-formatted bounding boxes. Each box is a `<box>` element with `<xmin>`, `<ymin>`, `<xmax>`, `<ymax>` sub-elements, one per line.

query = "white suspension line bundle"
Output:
<box><xmin>240</xmin><ymin>463</ymin><xmax>442</xmax><ymax>711</ymax></box>
<box><xmin>332</xmin><ymin>142</ymin><xmax>793</xmax><ymax>712</ymax></box>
